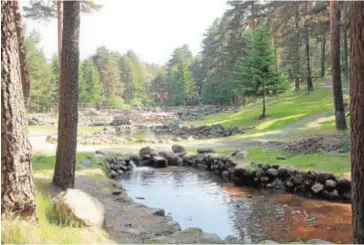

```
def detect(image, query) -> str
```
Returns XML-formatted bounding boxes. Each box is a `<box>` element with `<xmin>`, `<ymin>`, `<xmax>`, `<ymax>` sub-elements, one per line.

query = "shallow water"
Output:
<box><xmin>119</xmin><ymin>167</ymin><xmax>352</xmax><ymax>243</ymax></box>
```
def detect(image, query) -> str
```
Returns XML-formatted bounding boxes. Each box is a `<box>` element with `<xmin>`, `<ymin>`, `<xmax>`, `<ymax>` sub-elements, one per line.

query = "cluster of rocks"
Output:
<box><xmin>151</xmin><ymin>124</ymin><xmax>253</xmax><ymax>139</ymax></box>
<box><xmin>100</xmin><ymin>144</ymin><xmax>351</xmax><ymax>202</ymax></box>
<box><xmin>100</xmin><ymin>152</ymin><xmax>138</xmax><ymax>179</ymax></box>
<box><xmin>284</xmin><ymin>135</ymin><xmax>349</xmax><ymax>154</ymax></box>
<box><xmin>166</xmin><ymin>105</ymin><xmax>238</xmax><ymax>121</ymax></box>
<box><xmin>230</xmin><ymin>163</ymin><xmax>351</xmax><ymax>202</ymax></box>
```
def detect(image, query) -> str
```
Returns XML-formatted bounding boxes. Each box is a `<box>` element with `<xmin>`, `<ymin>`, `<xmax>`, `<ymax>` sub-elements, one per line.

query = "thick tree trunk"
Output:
<box><xmin>349</xmin><ymin>3</ymin><xmax>364</xmax><ymax>243</ymax></box>
<box><xmin>53</xmin><ymin>1</ymin><xmax>80</xmax><ymax>189</ymax></box>
<box><xmin>13</xmin><ymin>0</ymin><xmax>30</xmax><ymax>109</ymax></box>
<box><xmin>1</xmin><ymin>1</ymin><xmax>37</xmax><ymax>220</ymax></box>
<box><xmin>330</xmin><ymin>0</ymin><xmax>347</xmax><ymax>130</ymax></box>
<box><xmin>304</xmin><ymin>2</ymin><xmax>313</xmax><ymax>92</ymax></box>
<box><xmin>57</xmin><ymin>1</ymin><xmax>63</xmax><ymax>72</ymax></box>
<box><xmin>320</xmin><ymin>34</ymin><xmax>326</xmax><ymax>78</ymax></box>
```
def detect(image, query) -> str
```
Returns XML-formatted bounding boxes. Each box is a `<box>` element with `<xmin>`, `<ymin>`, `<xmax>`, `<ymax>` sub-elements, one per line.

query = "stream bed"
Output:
<box><xmin>119</xmin><ymin>166</ymin><xmax>352</xmax><ymax>243</ymax></box>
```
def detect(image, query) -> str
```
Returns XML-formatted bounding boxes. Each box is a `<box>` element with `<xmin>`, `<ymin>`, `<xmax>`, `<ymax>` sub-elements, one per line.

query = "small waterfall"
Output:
<box><xmin>129</xmin><ymin>160</ymin><xmax>137</xmax><ymax>169</ymax></box>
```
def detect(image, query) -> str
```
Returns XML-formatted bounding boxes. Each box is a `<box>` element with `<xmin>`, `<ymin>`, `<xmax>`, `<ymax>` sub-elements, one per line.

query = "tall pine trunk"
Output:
<box><xmin>349</xmin><ymin>3</ymin><xmax>364</xmax><ymax>243</ymax></box>
<box><xmin>1</xmin><ymin>0</ymin><xmax>37</xmax><ymax>219</ymax></box>
<box><xmin>53</xmin><ymin>1</ymin><xmax>80</xmax><ymax>189</ymax></box>
<box><xmin>320</xmin><ymin>34</ymin><xmax>326</xmax><ymax>78</ymax></box>
<box><xmin>330</xmin><ymin>0</ymin><xmax>347</xmax><ymax>130</ymax></box>
<box><xmin>304</xmin><ymin>2</ymin><xmax>313</xmax><ymax>92</ymax></box>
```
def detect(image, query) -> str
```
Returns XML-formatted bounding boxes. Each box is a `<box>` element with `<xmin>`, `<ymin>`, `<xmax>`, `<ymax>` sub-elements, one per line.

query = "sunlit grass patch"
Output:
<box><xmin>246</xmin><ymin>148</ymin><xmax>350</xmax><ymax>175</ymax></box>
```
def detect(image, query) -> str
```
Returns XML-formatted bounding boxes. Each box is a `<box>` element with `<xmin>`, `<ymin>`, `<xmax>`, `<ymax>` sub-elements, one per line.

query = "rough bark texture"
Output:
<box><xmin>1</xmin><ymin>1</ymin><xmax>37</xmax><ymax>219</ymax></box>
<box><xmin>13</xmin><ymin>0</ymin><xmax>30</xmax><ymax>109</ymax></box>
<box><xmin>349</xmin><ymin>3</ymin><xmax>364</xmax><ymax>243</ymax></box>
<box><xmin>57</xmin><ymin>0</ymin><xmax>63</xmax><ymax>72</ymax></box>
<box><xmin>304</xmin><ymin>2</ymin><xmax>313</xmax><ymax>92</ymax></box>
<box><xmin>53</xmin><ymin>1</ymin><xmax>80</xmax><ymax>189</ymax></box>
<box><xmin>330</xmin><ymin>0</ymin><xmax>347</xmax><ymax>130</ymax></box>
<box><xmin>320</xmin><ymin>34</ymin><xmax>326</xmax><ymax>78</ymax></box>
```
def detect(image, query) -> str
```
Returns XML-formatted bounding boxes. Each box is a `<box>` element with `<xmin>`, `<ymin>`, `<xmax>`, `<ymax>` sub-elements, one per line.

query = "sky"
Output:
<box><xmin>22</xmin><ymin>0</ymin><xmax>229</xmax><ymax>65</ymax></box>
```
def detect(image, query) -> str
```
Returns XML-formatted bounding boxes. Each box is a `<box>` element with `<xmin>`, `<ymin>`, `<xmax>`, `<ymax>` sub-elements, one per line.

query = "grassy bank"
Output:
<box><xmin>1</xmin><ymin>152</ymin><xmax>113</xmax><ymax>244</ymax></box>
<box><xmin>209</xmin><ymin>147</ymin><xmax>350</xmax><ymax>175</ymax></box>
<box><xmin>191</xmin><ymin>88</ymin><xmax>348</xmax><ymax>134</ymax></box>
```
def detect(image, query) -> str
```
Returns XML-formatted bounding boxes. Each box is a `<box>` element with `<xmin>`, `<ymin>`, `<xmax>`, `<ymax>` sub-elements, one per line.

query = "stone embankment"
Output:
<box><xmin>150</xmin><ymin>123</ymin><xmax>254</xmax><ymax>139</ymax></box>
<box><xmin>98</xmin><ymin>145</ymin><xmax>351</xmax><ymax>203</ymax></box>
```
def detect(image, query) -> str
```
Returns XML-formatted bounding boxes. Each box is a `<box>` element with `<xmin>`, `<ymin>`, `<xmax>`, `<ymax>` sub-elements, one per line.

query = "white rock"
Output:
<box><xmin>52</xmin><ymin>189</ymin><xmax>105</xmax><ymax>227</ymax></box>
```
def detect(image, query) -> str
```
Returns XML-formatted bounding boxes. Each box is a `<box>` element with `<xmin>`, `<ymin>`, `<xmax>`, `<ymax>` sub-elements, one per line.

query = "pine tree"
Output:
<box><xmin>234</xmin><ymin>24</ymin><xmax>285</xmax><ymax>119</ymax></box>
<box><xmin>79</xmin><ymin>59</ymin><xmax>103</xmax><ymax>104</ymax></box>
<box><xmin>53</xmin><ymin>0</ymin><xmax>80</xmax><ymax>189</ymax></box>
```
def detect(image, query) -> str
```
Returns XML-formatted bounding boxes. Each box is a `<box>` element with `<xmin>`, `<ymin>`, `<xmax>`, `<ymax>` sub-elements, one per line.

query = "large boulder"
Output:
<box><xmin>50</xmin><ymin>189</ymin><xmax>105</xmax><ymax>227</ymax></box>
<box><xmin>159</xmin><ymin>152</ymin><xmax>183</xmax><ymax>166</ymax></box>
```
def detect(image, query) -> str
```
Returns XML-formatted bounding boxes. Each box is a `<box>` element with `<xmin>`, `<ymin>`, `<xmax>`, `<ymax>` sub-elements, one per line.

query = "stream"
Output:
<box><xmin>120</xmin><ymin>166</ymin><xmax>352</xmax><ymax>243</ymax></box>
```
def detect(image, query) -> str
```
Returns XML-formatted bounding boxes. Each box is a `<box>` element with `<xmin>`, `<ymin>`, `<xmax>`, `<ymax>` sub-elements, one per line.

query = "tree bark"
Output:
<box><xmin>13</xmin><ymin>0</ymin><xmax>31</xmax><ymax>109</ymax></box>
<box><xmin>1</xmin><ymin>0</ymin><xmax>37</xmax><ymax>220</ymax></box>
<box><xmin>57</xmin><ymin>1</ymin><xmax>63</xmax><ymax>72</ymax></box>
<box><xmin>304</xmin><ymin>1</ymin><xmax>314</xmax><ymax>92</ymax></box>
<box><xmin>320</xmin><ymin>34</ymin><xmax>326</xmax><ymax>78</ymax></box>
<box><xmin>53</xmin><ymin>1</ymin><xmax>80</xmax><ymax>189</ymax></box>
<box><xmin>330</xmin><ymin>0</ymin><xmax>347</xmax><ymax>130</ymax></box>
<box><xmin>349</xmin><ymin>3</ymin><xmax>364</xmax><ymax>243</ymax></box>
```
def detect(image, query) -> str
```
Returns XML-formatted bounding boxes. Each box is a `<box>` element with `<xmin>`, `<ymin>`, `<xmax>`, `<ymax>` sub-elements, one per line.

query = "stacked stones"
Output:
<box><xmin>151</xmin><ymin>124</ymin><xmax>253</xmax><ymax>139</ymax></box>
<box><xmin>230</xmin><ymin>163</ymin><xmax>351</xmax><ymax>202</ymax></box>
<box><xmin>104</xmin><ymin>154</ymin><xmax>137</xmax><ymax>179</ymax></box>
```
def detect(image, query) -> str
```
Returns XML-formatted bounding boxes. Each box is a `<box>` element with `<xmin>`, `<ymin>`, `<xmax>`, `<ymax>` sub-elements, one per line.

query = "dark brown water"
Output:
<box><xmin>119</xmin><ymin>166</ymin><xmax>352</xmax><ymax>243</ymax></box>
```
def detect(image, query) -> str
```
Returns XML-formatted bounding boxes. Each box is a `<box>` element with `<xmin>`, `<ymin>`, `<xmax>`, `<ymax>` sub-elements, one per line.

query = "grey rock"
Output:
<box><xmin>260</xmin><ymin>176</ymin><xmax>270</xmax><ymax>183</ymax></box>
<box><xmin>202</xmin><ymin>232</ymin><xmax>224</xmax><ymax>244</ymax></box>
<box><xmin>337</xmin><ymin>177</ymin><xmax>351</xmax><ymax>193</ymax></box>
<box><xmin>172</xmin><ymin>144</ymin><xmax>185</xmax><ymax>154</ymax></box>
<box><xmin>266</xmin><ymin>168</ymin><xmax>278</xmax><ymax>177</ymax></box>
<box><xmin>153</xmin><ymin>156</ymin><xmax>168</xmax><ymax>168</ymax></box>
<box><xmin>151</xmin><ymin>208</ymin><xmax>165</xmax><ymax>216</ymax></box>
<box><xmin>139</xmin><ymin>146</ymin><xmax>153</xmax><ymax>157</ymax></box>
<box><xmin>285</xmin><ymin>180</ymin><xmax>294</xmax><ymax>188</ymax></box>
<box><xmin>221</xmin><ymin>170</ymin><xmax>230</xmax><ymax>181</ymax></box>
<box><xmin>109</xmin><ymin>170</ymin><xmax>117</xmax><ymax>179</ymax></box>
<box><xmin>325</xmin><ymin>179</ymin><xmax>337</xmax><ymax>189</ymax></box>
<box><xmin>311</xmin><ymin>183</ymin><xmax>324</xmax><ymax>194</ymax></box>
<box><xmin>117</xmin><ymin>169</ymin><xmax>124</xmax><ymax>175</ymax></box>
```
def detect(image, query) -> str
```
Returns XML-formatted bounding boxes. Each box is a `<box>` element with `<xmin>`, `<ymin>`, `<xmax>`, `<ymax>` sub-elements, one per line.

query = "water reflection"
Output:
<box><xmin>119</xmin><ymin>167</ymin><xmax>352</xmax><ymax>243</ymax></box>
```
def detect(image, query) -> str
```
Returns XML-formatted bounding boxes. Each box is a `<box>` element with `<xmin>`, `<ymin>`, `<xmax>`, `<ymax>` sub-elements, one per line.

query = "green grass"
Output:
<box><xmin>191</xmin><ymin>88</ymin><xmax>335</xmax><ymax>133</ymax></box>
<box><xmin>246</xmin><ymin>148</ymin><xmax>350</xmax><ymax>175</ymax></box>
<box><xmin>32</xmin><ymin>152</ymin><xmax>94</xmax><ymax>171</ymax></box>
<box><xmin>1</xmin><ymin>153</ymin><xmax>113</xmax><ymax>244</ymax></box>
